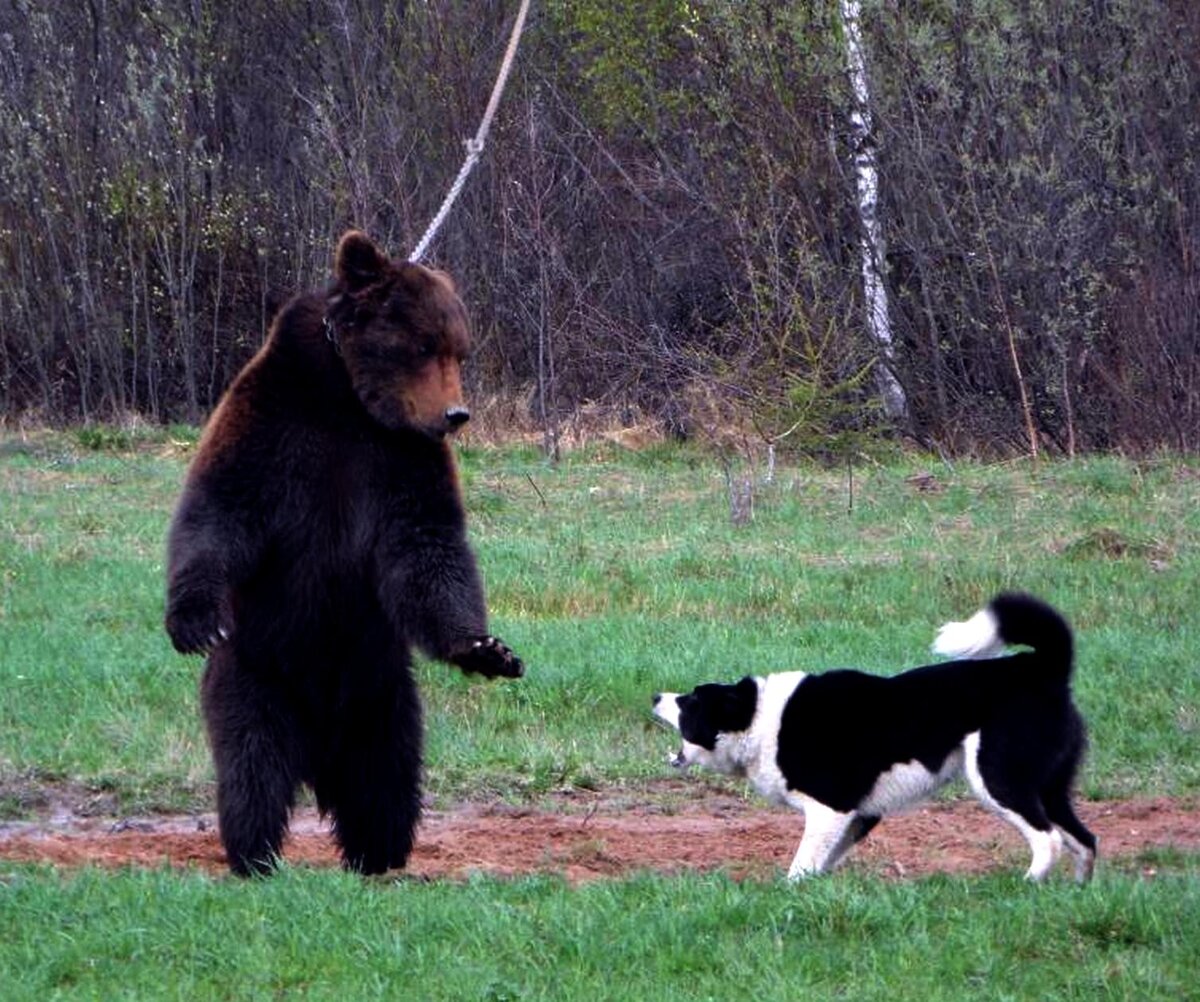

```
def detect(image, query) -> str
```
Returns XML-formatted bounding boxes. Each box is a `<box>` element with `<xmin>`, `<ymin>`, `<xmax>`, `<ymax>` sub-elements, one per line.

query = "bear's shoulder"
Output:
<box><xmin>191</xmin><ymin>292</ymin><xmax>361</xmax><ymax>459</ymax></box>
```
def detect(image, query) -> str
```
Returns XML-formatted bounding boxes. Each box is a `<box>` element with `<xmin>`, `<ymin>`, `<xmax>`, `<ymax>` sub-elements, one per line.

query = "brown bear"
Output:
<box><xmin>164</xmin><ymin>230</ymin><xmax>522</xmax><ymax>876</ymax></box>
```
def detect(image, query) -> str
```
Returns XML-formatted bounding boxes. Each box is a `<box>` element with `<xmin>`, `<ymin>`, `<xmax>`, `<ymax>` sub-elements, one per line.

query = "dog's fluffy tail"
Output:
<box><xmin>932</xmin><ymin>592</ymin><xmax>1074</xmax><ymax>672</ymax></box>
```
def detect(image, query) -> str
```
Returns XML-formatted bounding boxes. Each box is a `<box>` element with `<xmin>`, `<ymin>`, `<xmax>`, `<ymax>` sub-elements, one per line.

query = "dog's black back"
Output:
<box><xmin>778</xmin><ymin>594</ymin><xmax>1084</xmax><ymax>812</ymax></box>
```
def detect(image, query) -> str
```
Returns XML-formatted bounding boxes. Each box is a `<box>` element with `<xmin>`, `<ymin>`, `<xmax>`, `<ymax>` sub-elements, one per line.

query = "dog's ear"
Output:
<box><xmin>713</xmin><ymin>676</ymin><xmax>758</xmax><ymax>731</ymax></box>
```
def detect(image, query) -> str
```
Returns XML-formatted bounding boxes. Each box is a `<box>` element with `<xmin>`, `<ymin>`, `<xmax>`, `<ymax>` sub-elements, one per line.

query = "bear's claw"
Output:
<box><xmin>454</xmin><ymin>635</ymin><xmax>524</xmax><ymax>678</ymax></box>
<box><xmin>165</xmin><ymin>600</ymin><xmax>232</xmax><ymax>656</ymax></box>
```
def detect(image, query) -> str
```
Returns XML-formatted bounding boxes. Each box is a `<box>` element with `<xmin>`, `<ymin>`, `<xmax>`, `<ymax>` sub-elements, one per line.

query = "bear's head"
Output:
<box><xmin>326</xmin><ymin>230</ymin><xmax>472</xmax><ymax>439</ymax></box>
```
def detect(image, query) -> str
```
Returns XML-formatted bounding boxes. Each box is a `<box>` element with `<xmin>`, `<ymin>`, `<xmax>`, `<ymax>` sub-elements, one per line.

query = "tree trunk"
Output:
<box><xmin>840</xmin><ymin>0</ymin><xmax>909</xmax><ymax>423</ymax></box>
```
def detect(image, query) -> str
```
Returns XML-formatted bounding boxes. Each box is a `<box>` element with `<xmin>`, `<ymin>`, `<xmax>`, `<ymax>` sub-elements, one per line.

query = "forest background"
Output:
<box><xmin>0</xmin><ymin>0</ymin><xmax>1195</xmax><ymax>456</ymax></box>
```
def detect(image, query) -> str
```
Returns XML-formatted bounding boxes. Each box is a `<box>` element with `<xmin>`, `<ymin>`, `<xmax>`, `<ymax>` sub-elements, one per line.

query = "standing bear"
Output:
<box><xmin>165</xmin><ymin>230</ymin><xmax>522</xmax><ymax>876</ymax></box>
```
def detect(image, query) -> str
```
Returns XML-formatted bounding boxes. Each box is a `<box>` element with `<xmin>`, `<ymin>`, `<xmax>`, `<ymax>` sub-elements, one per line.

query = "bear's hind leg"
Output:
<box><xmin>319</xmin><ymin>669</ymin><xmax>423</xmax><ymax>875</ymax></box>
<box><xmin>201</xmin><ymin>649</ymin><xmax>301</xmax><ymax>876</ymax></box>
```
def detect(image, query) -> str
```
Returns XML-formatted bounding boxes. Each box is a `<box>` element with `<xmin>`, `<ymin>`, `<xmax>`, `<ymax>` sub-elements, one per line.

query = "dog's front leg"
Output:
<box><xmin>786</xmin><ymin>799</ymin><xmax>858</xmax><ymax>880</ymax></box>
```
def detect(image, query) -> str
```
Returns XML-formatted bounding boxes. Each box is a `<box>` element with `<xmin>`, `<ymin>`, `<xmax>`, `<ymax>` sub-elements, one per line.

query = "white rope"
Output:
<box><xmin>408</xmin><ymin>0</ymin><xmax>532</xmax><ymax>263</ymax></box>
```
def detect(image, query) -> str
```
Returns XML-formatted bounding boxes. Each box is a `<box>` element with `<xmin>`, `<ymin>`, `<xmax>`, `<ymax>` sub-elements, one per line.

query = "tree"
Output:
<box><xmin>838</xmin><ymin>0</ymin><xmax>908</xmax><ymax>424</ymax></box>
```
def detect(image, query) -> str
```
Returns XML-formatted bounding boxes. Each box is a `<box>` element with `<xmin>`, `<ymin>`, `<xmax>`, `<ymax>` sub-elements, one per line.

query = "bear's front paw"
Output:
<box><xmin>165</xmin><ymin>597</ymin><xmax>231</xmax><ymax>656</ymax></box>
<box><xmin>453</xmin><ymin>635</ymin><xmax>524</xmax><ymax>679</ymax></box>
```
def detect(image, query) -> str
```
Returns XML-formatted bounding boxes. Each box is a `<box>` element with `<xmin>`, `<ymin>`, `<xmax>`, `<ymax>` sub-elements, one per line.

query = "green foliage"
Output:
<box><xmin>74</xmin><ymin>426</ymin><xmax>135</xmax><ymax>452</ymax></box>
<box><xmin>545</xmin><ymin>0</ymin><xmax>703</xmax><ymax>134</ymax></box>
<box><xmin>73</xmin><ymin>423</ymin><xmax>197</xmax><ymax>453</ymax></box>
<box><xmin>750</xmin><ymin>312</ymin><xmax>886</xmax><ymax>458</ymax></box>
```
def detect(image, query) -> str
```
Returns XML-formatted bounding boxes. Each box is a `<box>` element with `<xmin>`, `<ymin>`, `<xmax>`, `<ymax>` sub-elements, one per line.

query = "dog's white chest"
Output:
<box><xmin>746</xmin><ymin>672</ymin><xmax>808</xmax><ymax>805</ymax></box>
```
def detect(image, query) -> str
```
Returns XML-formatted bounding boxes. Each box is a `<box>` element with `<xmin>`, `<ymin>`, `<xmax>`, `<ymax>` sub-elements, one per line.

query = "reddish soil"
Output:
<box><xmin>2</xmin><ymin>795</ymin><xmax>1197</xmax><ymax>881</ymax></box>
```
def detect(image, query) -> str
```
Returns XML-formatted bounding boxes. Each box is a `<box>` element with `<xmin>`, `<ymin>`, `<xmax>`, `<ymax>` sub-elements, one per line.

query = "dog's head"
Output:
<box><xmin>651</xmin><ymin>677</ymin><xmax>759</xmax><ymax>773</ymax></box>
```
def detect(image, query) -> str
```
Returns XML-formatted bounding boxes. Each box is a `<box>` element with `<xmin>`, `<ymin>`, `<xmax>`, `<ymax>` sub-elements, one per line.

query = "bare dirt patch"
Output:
<box><xmin>2</xmin><ymin>796</ymin><xmax>1197</xmax><ymax>881</ymax></box>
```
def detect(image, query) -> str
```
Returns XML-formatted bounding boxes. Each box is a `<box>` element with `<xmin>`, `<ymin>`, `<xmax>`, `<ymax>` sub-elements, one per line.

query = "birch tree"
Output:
<box><xmin>839</xmin><ymin>0</ymin><xmax>909</xmax><ymax>422</ymax></box>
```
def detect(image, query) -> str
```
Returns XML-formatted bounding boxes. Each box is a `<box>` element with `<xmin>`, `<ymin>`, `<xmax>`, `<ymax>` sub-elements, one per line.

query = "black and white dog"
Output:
<box><xmin>652</xmin><ymin>593</ymin><xmax>1097</xmax><ymax>882</ymax></box>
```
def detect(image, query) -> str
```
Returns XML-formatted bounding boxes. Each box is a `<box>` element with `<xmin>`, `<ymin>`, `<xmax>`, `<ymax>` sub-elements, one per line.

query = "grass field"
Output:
<box><xmin>1</xmin><ymin>429</ymin><xmax>1198</xmax><ymax>999</ymax></box>
<box><xmin>4</xmin><ymin>866</ymin><xmax>1198</xmax><ymax>1001</ymax></box>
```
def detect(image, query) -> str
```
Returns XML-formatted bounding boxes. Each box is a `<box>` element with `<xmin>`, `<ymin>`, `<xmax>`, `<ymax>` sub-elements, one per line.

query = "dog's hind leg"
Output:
<box><xmin>786</xmin><ymin>798</ymin><xmax>860</xmax><ymax>880</ymax></box>
<box><xmin>1040</xmin><ymin>720</ymin><xmax>1098</xmax><ymax>883</ymax></box>
<box><xmin>964</xmin><ymin>733</ymin><xmax>1063</xmax><ymax>880</ymax></box>
<box><xmin>1056</xmin><ymin>825</ymin><xmax>1097</xmax><ymax>884</ymax></box>
<box><xmin>1042</xmin><ymin>788</ymin><xmax>1097</xmax><ymax>883</ymax></box>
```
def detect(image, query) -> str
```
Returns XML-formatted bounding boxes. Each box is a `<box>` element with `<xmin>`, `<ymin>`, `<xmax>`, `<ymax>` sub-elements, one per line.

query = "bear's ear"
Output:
<box><xmin>334</xmin><ymin>230</ymin><xmax>389</xmax><ymax>291</ymax></box>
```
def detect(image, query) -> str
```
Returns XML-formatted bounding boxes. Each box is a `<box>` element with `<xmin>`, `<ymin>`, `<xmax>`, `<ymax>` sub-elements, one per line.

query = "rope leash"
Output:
<box><xmin>408</xmin><ymin>0</ymin><xmax>532</xmax><ymax>263</ymax></box>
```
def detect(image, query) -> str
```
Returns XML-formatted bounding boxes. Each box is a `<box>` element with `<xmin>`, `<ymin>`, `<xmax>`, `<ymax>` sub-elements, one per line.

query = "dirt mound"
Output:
<box><xmin>2</xmin><ymin>796</ymin><xmax>1196</xmax><ymax>881</ymax></box>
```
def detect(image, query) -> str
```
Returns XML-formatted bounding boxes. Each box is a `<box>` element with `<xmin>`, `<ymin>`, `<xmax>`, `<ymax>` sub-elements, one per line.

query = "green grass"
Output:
<box><xmin>1</xmin><ymin>435</ymin><xmax>1198</xmax><ymax>808</ymax></box>
<box><xmin>1</xmin><ymin>866</ymin><xmax>1198</xmax><ymax>1001</ymax></box>
<box><xmin>1</xmin><ymin>432</ymin><xmax>1199</xmax><ymax>998</ymax></box>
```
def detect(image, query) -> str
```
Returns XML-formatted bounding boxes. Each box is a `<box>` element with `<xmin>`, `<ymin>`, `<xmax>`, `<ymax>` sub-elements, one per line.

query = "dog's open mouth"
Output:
<box><xmin>650</xmin><ymin>708</ymin><xmax>687</xmax><ymax>769</ymax></box>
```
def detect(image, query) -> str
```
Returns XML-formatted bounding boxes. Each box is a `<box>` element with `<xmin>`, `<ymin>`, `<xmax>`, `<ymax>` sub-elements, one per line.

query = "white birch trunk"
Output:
<box><xmin>840</xmin><ymin>0</ymin><xmax>909</xmax><ymax>422</ymax></box>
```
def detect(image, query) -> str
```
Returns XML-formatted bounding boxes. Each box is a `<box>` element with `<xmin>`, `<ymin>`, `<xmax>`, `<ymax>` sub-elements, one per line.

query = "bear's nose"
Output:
<box><xmin>652</xmin><ymin>693</ymin><xmax>662</xmax><ymax>707</ymax></box>
<box><xmin>445</xmin><ymin>406</ymin><xmax>471</xmax><ymax>428</ymax></box>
